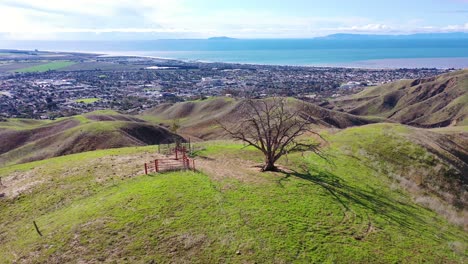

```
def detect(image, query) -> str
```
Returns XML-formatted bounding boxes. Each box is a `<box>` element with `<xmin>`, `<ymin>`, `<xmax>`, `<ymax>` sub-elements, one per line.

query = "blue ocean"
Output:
<box><xmin>2</xmin><ymin>39</ymin><xmax>468</xmax><ymax>68</ymax></box>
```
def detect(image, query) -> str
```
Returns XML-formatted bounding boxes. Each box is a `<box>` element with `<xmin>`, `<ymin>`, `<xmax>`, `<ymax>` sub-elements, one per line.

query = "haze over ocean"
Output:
<box><xmin>2</xmin><ymin>39</ymin><xmax>468</xmax><ymax>68</ymax></box>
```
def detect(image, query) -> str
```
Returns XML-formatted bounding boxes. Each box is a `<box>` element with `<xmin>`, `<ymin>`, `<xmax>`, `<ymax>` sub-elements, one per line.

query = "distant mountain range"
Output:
<box><xmin>205</xmin><ymin>33</ymin><xmax>468</xmax><ymax>41</ymax></box>
<box><xmin>316</xmin><ymin>32</ymin><xmax>468</xmax><ymax>40</ymax></box>
<box><xmin>208</xmin><ymin>36</ymin><xmax>236</xmax><ymax>40</ymax></box>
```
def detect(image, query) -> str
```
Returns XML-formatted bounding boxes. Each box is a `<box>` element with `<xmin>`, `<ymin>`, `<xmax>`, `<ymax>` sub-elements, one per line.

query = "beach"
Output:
<box><xmin>1</xmin><ymin>39</ymin><xmax>468</xmax><ymax>69</ymax></box>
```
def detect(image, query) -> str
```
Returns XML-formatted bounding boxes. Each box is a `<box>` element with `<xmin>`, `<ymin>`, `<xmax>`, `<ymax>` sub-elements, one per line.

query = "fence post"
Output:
<box><xmin>33</xmin><ymin>221</ymin><xmax>43</xmax><ymax>237</ymax></box>
<box><xmin>144</xmin><ymin>163</ymin><xmax>148</xmax><ymax>175</ymax></box>
<box><xmin>175</xmin><ymin>149</ymin><xmax>178</xmax><ymax>160</ymax></box>
<box><xmin>155</xmin><ymin>160</ymin><xmax>158</xmax><ymax>173</ymax></box>
<box><xmin>192</xmin><ymin>159</ymin><xmax>195</xmax><ymax>170</ymax></box>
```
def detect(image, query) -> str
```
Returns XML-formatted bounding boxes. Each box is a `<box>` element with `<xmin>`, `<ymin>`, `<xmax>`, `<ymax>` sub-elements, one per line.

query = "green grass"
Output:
<box><xmin>72</xmin><ymin>115</ymin><xmax>91</xmax><ymax>124</ymax></box>
<box><xmin>6</xmin><ymin>170</ymin><xmax>461</xmax><ymax>263</ymax></box>
<box><xmin>193</xmin><ymin>96</ymin><xmax>235</xmax><ymax>102</ymax></box>
<box><xmin>430</xmin><ymin>126</ymin><xmax>468</xmax><ymax>133</ymax></box>
<box><xmin>74</xmin><ymin>98</ymin><xmax>100</xmax><ymax>104</ymax></box>
<box><xmin>0</xmin><ymin>120</ymin><xmax>132</xmax><ymax>166</ymax></box>
<box><xmin>192</xmin><ymin>140</ymin><xmax>258</xmax><ymax>157</ymax></box>
<box><xmin>0</xmin><ymin>124</ymin><xmax>466</xmax><ymax>262</ymax></box>
<box><xmin>84</xmin><ymin>110</ymin><xmax>121</xmax><ymax>116</ymax></box>
<box><xmin>0</xmin><ymin>145</ymin><xmax>155</xmax><ymax>175</ymax></box>
<box><xmin>0</xmin><ymin>118</ymin><xmax>51</xmax><ymax>130</ymax></box>
<box><xmin>0</xmin><ymin>116</ymin><xmax>138</xmax><ymax>166</ymax></box>
<box><xmin>139</xmin><ymin>115</ymin><xmax>167</xmax><ymax>124</ymax></box>
<box><xmin>0</xmin><ymin>116</ymin><xmax>92</xmax><ymax>131</ymax></box>
<box><xmin>68</xmin><ymin>121</ymin><xmax>127</xmax><ymax>133</ymax></box>
<box><xmin>14</xmin><ymin>61</ymin><xmax>76</xmax><ymax>72</ymax></box>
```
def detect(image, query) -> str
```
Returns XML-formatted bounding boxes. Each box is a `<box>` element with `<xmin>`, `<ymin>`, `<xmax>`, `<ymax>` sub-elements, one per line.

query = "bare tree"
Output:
<box><xmin>219</xmin><ymin>97</ymin><xmax>322</xmax><ymax>172</ymax></box>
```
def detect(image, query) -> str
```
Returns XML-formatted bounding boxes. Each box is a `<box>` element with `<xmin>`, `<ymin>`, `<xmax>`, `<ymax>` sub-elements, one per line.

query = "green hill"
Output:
<box><xmin>0</xmin><ymin>123</ymin><xmax>466</xmax><ymax>263</ymax></box>
<box><xmin>142</xmin><ymin>97</ymin><xmax>382</xmax><ymax>139</ymax></box>
<box><xmin>0</xmin><ymin>112</ymin><xmax>180</xmax><ymax>166</ymax></box>
<box><xmin>0</xmin><ymin>98</ymin><xmax>379</xmax><ymax>166</ymax></box>
<box><xmin>327</xmin><ymin>69</ymin><xmax>468</xmax><ymax>128</ymax></box>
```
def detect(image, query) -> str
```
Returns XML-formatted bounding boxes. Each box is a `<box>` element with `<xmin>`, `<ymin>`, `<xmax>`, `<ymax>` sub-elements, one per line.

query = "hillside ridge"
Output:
<box><xmin>326</xmin><ymin>69</ymin><xmax>468</xmax><ymax>128</ymax></box>
<box><xmin>142</xmin><ymin>97</ymin><xmax>383</xmax><ymax>139</ymax></box>
<box><xmin>0</xmin><ymin>112</ymin><xmax>180</xmax><ymax>166</ymax></box>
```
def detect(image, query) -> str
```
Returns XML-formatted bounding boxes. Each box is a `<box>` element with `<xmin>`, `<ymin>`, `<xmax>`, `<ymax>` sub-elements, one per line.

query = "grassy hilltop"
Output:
<box><xmin>0</xmin><ymin>123</ymin><xmax>466</xmax><ymax>263</ymax></box>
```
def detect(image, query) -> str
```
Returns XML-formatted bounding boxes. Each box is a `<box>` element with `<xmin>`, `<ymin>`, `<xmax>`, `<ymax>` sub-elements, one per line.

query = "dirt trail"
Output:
<box><xmin>195</xmin><ymin>155</ymin><xmax>267</xmax><ymax>184</ymax></box>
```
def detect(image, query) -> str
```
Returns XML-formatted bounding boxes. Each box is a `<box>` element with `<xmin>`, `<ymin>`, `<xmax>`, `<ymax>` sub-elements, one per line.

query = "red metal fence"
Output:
<box><xmin>144</xmin><ymin>146</ymin><xmax>195</xmax><ymax>174</ymax></box>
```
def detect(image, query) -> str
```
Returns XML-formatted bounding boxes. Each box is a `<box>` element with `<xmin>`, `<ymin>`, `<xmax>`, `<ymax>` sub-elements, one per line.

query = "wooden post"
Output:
<box><xmin>192</xmin><ymin>159</ymin><xmax>195</xmax><ymax>170</ymax></box>
<box><xmin>175</xmin><ymin>149</ymin><xmax>178</xmax><ymax>160</ymax></box>
<box><xmin>33</xmin><ymin>221</ymin><xmax>43</xmax><ymax>237</ymax></box>
<box><xmin>144</xmin><ymin>163</ymin><xmax>148</xmax><ymax>175</ymax></box>
<box><xmin>155</xmin><ymin>160</ymin><xmax>158</xmax><ymax>172</ymax></box>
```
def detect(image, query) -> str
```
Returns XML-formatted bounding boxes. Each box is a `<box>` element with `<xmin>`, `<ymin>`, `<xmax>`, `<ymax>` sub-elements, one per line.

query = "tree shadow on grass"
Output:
<box><xmin>189</xmin><ymin>149</ymin><xmax>216</xmax><ymax>160</ymax></box>
<box><xmin>280</xmin><ymin>168</ymin><xmax>429</xmax><ymax>232</ymax></box>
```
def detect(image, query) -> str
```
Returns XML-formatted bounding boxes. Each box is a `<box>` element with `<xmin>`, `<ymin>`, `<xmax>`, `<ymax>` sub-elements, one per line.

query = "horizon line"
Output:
<box><xmin>1</xmin><ymin>32</ymin><xmax>468</xmax><ymax>42</ymax></box>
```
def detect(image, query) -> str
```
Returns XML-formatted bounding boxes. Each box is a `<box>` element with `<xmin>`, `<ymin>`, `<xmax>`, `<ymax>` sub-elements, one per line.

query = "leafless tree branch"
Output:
<box><xmin>218</xmin><ymin>97</ymin><xmax>326</xmax><ymax>171</ymax></box>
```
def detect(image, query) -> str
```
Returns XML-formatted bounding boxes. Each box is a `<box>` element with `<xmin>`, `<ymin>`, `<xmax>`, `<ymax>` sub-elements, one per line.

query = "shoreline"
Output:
<box><xmin>2</xmin><ymin>48</ymin><xmax>468</xmax><ymax>70</ymax></box>
<box><xmin>100</xmin><ymin>50</ymin><xmax>468</xmax><ymax>69</ymax></box>
<box><xmin>95</xmin><ymin>52</ymin><xmax>468</xmax><ymax>70</ymax></box>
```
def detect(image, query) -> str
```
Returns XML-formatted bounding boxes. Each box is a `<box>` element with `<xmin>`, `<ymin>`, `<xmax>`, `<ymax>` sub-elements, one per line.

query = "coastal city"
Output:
<box><xmin>0</xmin><ymin>51</ymin><xmax>453</xmax><ymax>119</ymax></box>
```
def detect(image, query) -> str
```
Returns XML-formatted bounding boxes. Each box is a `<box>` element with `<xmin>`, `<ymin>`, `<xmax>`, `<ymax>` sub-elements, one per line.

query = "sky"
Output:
<box><xmin>0</xmin><ymin>0</ymin><xmax>467</xmax><ymax>40</ymax></box>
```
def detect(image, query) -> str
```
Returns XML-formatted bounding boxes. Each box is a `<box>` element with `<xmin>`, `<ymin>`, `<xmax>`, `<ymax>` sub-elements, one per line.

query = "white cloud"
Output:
<box><xmin>320</xmin><ymin>23</ymin><xmax>468</xmax><ymax>35</ymax></box>
<box><xmin>326</xmin><ymin>24</ymin><xmax>393</xmax><ymax>33</ymax></box>
<box><xmin>442</xmin><ymin>23</ymin><xmax>468</xmax><ymax>31</ymax></box>
<box><xmin>0</xmin><ymin>0</ymin><xmax>466</xmax><ymax>39</ymax></box>
<box><xmin>0</xmin><ymin>0</ymin><xmax>185</xmax><ymax>34</ymax></box>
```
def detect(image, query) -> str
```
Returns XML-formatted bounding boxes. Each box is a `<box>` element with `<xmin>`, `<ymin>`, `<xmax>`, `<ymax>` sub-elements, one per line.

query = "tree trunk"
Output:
<box><xmin>263</xmin><ymin>158</ymin><xmax>277</xmax><ymax>171</ymax></box>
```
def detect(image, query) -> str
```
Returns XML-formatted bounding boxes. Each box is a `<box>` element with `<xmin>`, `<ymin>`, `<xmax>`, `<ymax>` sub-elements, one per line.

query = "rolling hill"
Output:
<box><xmin>0</xmin><ymin>123</ymin><xmax>466</xmax><ymax>263</ymax></box>
<box><xmin>326</xmin><ymin>69</ymin><xmax>468</xmax><ymax>127</ymax></box>
<box><xmin>0</xmin><ymin>111</ymin><xmax>180</xmax><ymax>166</ymax></box>
<box><xmin>0</xmin><ymin>97</ymin><xmax>381</xmax><ymax>165</ymax></box>
<box><xmin>142</xmin><ymin>97</ymin><xmax>384</xmax><ymax>139</ymax></box>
